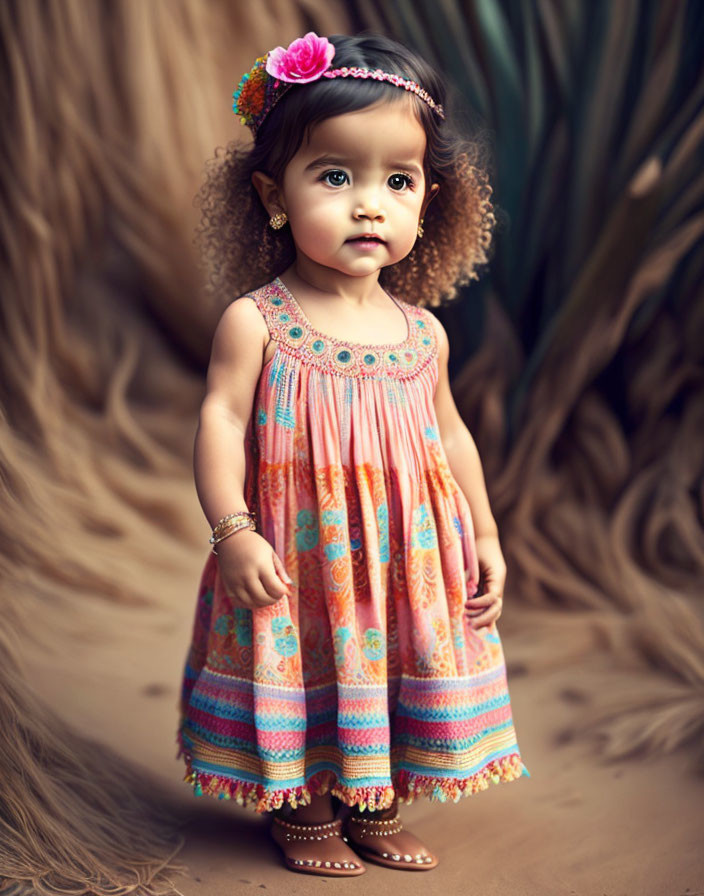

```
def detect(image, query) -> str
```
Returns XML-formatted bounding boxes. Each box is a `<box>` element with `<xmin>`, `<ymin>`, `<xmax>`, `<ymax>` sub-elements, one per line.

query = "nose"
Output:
<box><xmin>353</xmin><ymin>193</ymin><xmax>385</xmax><ymax>223</ymax></box>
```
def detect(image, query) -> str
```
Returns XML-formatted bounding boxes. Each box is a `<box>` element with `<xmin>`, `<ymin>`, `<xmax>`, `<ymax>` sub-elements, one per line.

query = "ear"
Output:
<box><xmin>421</xmin><ymin>182</ymin><xmax>440</xmax><ymax>218</ymax></box>
<box><xmin>251</xmin><ymin>171</ymin><xmax>286</xmax><ymax>217</ymax></box>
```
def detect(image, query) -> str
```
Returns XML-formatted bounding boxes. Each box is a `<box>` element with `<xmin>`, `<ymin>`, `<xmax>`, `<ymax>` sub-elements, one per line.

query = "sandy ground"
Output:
<box><xmin>19</xmin><ymin>571</ymin><xmax>704</xmax><ymax>896</ymax></box>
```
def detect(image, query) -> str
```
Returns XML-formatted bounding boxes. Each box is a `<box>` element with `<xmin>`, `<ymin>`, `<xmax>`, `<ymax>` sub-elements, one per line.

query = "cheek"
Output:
<box><xmin>392</xmin><ymin>200</ymin><xmax>423</xmax><ymax>235</ymax></box>
<box><xmin>289</xmin><ymin>196</ymin><xmax>346</xmax><ymax>240</ymax></box>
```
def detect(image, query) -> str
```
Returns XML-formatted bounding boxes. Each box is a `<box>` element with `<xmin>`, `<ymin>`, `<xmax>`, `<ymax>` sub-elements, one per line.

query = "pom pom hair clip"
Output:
<box><xmin>232</xmin><ymin>32</ymin><xmax>445</xmax><ymax>137</ymax></box>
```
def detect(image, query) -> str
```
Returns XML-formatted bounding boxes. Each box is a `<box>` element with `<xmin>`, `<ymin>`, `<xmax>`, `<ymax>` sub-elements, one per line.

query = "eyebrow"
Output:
<box><xmin>304</xmin><ymin>155</ymin><xmax>424</xmax><ymax>176</ymax></box>
<box><xmin>304</xmin><ymin>155</ymin><xmax>350</xmax><ymax>172</ymax></box>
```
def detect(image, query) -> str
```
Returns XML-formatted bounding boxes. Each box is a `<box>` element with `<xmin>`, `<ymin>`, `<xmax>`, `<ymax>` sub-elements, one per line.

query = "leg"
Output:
<box><xmin>270</xmin><ymin>793</ymin><xmax>366</xmax><ymax>876</ymax></box>
<box><xmin>344</xmin><ymin>795</ymin><xmax>438</xmax><ymax>870</ymax></box>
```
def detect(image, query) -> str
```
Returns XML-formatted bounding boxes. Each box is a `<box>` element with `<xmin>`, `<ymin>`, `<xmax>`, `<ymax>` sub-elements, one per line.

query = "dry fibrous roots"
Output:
<box><xmin>0</xmin><ymin>624</ymin><xmax>190</xmax><ymax>896</ymax></box>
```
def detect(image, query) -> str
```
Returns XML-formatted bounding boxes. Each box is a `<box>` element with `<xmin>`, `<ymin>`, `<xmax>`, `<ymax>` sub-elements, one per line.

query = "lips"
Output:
<box><xmin>346</xmin><ymin>234</ymin><xmax>386</xmax><ymax>244</ymax></box>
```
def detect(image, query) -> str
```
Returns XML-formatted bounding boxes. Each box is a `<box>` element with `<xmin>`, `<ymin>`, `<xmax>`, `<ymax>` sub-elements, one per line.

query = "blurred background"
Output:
<box><xmin>1</xmin><ymin>1</ymin><xmax>702</xmax><ymax>894</ymax></box>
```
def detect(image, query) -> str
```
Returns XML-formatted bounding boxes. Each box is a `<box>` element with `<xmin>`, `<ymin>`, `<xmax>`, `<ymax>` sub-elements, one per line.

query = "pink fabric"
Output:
<box><xmin>176</xmin><ymin>277</ymin><xmax>529</xmax><ymax>812</ymax></box>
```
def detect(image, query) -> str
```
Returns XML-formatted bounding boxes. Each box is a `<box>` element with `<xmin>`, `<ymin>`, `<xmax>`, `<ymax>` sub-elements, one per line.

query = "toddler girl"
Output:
<box><xmin>177</xmin><ymin>31</ymin><xmax>530</xmax><ymax>877</ymax></box>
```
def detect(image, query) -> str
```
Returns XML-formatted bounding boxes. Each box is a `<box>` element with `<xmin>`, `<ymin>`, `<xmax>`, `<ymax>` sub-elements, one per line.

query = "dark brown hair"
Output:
<box><xmin>195</xmin><ymin>33</ymin><xmax>496</xmax><ymax>308</ymax></box>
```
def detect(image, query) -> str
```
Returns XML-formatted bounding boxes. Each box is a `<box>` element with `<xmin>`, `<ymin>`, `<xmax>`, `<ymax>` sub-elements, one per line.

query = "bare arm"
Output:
<box><xmin>429</xmin><ymin>314</ymin><xmax>498</xmax><ymax>540</ymax></box>
<box><xmin>194</xmin><ymin>297</ymin><xmax>268</xmax><ymax>527</ymax></box>
<box><xmin>194</xmin><ymin>297</ymin><xmax>290</xmax><ymax>608</ymax></box>
<box><xmin>429</xmin><ymin>313</ymin><xmax>505</xmax><ymax>628</ymax></box>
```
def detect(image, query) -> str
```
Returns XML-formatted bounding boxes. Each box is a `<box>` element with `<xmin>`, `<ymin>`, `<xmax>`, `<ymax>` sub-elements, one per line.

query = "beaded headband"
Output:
<box><xmin>232</xmin><ymin>32</ymin><xmax>445</xmax><ymax>137</ymax></box>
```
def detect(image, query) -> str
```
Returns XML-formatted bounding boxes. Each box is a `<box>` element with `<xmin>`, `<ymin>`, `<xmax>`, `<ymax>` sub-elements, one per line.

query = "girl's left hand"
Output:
<box><xmin>464</xmin><ymin>533</ymin><xmax>506</xmax><ymax>629</ymax></box>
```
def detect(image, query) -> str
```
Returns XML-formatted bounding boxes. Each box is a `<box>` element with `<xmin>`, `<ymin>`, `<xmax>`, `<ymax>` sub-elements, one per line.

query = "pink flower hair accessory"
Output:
<box><xmin>232</xmin><ymin>32</ymin><xmax>445</xmax><ymax>137</ymax></box>
<box><xmin>265</xmin><ymin>32</ymin><xmax>336</xmax><ymax>84</ymax></box>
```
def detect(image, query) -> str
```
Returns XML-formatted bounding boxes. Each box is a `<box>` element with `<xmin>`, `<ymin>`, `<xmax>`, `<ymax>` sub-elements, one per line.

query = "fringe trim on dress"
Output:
<box><xmin>176</xmin><ymin>728</ymin><xmax>529</xmax><ymax>814</ymax></box>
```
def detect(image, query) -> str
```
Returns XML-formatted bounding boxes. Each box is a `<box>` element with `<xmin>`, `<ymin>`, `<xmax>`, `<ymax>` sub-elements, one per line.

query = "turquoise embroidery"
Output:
<box><xmin>234</xmin><ymin>607</ymin><xmax>252</xmax><ymax>646</ymax></box>
<box><xmin>333</xmin><ymin>626</ymin><xmax>352</xmax><ymax>667</ymax></box>
<box><xmin>274</xmin><ymin>405</ymin><xmax>296</xmax><ymax>428</ymax></box>
<box><xmin>424</xmin><ymin>425</ymin><xmax>439</xmax><ymax>440</ymax></box>
<box><xmin>321</xmin><ymin>508</ymin><xmax>347</xmax><ymax>562</ymax></box>
<box><xmin>214</xmin><ymin>609</ymin><xmax>252</xmax><ymax>647</ymax></box>
<box><xmin>324</xmin><ymin>541</ymin><xmax>347</xmax><ymax>561</ymax></box>
<box><xmin>452</xmin><ymin>515</ymin><xmax>463</xmax><ymax>537</ymax></box>
<box><xmin>377</xmin><ymin>503</ymin><xmax>390</xmax><ymax>562</ymax></box>
<box><xmin>213</xmin><ymin>614</ymin><xmax>231</xmax><ymax>636</ymax></box>
<box><xmin>272</xmin><ymin>617</ymin><xmax>298</xmax><ymax>657</ymax></box>
<box><xmin>295</xmin><ymin>508</ymin><xmax>319</xmax><ymax>551</ymax></box>
<box><xmin>269</xmin><ymin>353</ymin><xmax>296</xmax><ymax>429</ymax></box>
<box><xmin>253</xmin><ymin>282</ymin><xmax>437</xmax><ymax>380</ymax></box>
<box><xmin>411</xmin><ymin>503</ymin><xmax>438</xmax><ymax>549</ymax></box>
<box><xmin>362</xmin><ymin>628</ymin><xmax>385</xmax><ymax>661</ymax></box>
<box><xmin>451</xmin><ymin>617</ymin><xmax>464</xmax><ymax>651</ymax></box>
<box><xmin>257</xmin><ymin>408</ymin><xmax>267</xmax><ymax>425</ymax></box>
<box><xmin>268</xmin><ymin>352</ymin><xmax>286</xmax><ymax>386</ymax></box>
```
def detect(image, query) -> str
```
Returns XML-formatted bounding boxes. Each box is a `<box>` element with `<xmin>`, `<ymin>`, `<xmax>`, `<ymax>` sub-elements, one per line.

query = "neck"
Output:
<box><xmin>286</xmin><ymin>255</ymin><xmax>384</xmax><ymax>306</ymax></box>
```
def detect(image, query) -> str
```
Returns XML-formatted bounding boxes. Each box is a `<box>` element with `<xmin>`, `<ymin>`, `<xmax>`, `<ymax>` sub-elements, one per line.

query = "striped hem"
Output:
<box><xmin>176</xmin><ymin>726</ymin><xmax>529</xmax><ymax>814</ymax></box>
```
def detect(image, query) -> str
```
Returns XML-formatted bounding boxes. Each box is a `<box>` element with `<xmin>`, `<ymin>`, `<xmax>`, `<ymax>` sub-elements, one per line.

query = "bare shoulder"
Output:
<box><xmin>211</xmin><ymin>294</ymin><xmax>269</xmax><ymax>363</ymax></box>
<box><xmin>202</xmin><ymin>295</ymin><xmax>270</xmax><ymax>426</ymax></box>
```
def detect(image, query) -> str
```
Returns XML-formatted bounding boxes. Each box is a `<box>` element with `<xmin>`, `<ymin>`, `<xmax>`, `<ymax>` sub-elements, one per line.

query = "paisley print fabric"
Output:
<box><xmin>176</xmin><ymin>277</ymin><xmax>530</xmax><ymax>812</ymax></box>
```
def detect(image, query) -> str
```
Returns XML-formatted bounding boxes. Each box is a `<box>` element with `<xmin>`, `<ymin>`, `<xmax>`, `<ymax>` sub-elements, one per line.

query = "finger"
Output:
<box><xmin>242</xmin><ymin>577</ymin><xmax>283</xmax><ymax>607</ymax></box>
<box><xmin>271</xmin><ymin>551</ymin><xmax>294</xmax><ymax>587</ymax></box>
<box><xmin>464</xmin><ymin>592</ymin><xmax>496</xmax><ymax>607</ymax></box>
<box><xmin>260</xmin><ymin>569</ymin><xmax>290</xmax><ymax>601</ymax></box>
<box><xmin>466</xmin><ymin>606</ymin><xmax>501</xmax><ymax>628</ymax></box>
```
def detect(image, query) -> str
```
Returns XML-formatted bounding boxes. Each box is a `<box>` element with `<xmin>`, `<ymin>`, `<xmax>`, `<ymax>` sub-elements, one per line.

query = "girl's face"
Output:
<box><xmin>257</xmin><ymin>98</ymin><xmax>433</xmax><ymax>281</ymax></box>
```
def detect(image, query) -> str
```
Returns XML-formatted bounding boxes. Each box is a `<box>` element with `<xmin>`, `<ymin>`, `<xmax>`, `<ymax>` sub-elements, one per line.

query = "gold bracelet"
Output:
<box><xmin>210</xmin><ymin>511</ymin><xmax>256</xmax><ymax>539</ymax></box>
<box><xmin>211</xmin><ymin>518</ymin><xmax>257</xmax><ymax>555</ymax></box>
<box><xmin>212</xmin><ymin>510</ymin><xmax>256</xmax><ymax>527</ymax></box>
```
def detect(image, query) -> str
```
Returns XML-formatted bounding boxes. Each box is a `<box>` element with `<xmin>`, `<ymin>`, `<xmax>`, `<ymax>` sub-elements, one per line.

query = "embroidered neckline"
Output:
<box><xmin>251</xmin><ymin>279</ymin><xmax>437</xmax><ymax>379</ymax></box>
<box><xmin>273</xmin><ymin>277</ymin><xmax>411</xmax><ymax>350</ymax></box>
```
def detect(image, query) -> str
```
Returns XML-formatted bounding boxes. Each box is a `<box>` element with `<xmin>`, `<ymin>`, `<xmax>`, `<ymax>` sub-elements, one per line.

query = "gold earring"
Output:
<box><xmin>417</xmin><ymin>218</ymin><xmax>424</xmax><ymax>238</ymax></box>
<box><xmin>269</xmin><ymin>211</ymin><xmax>288</xmax><ymax>230</ymax></box>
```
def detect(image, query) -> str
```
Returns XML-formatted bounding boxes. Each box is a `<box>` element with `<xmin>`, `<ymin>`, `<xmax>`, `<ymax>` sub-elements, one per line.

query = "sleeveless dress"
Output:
<box><xmin>176</xmin><ymin>277</ymin><xmax>530</xmax><ymax>813</ymax></box>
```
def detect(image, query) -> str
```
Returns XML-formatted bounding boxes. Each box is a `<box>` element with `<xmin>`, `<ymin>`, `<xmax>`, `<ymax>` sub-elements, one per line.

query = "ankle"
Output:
<box><xmin>278</xmin><ymin>794</ymin><xmax>334</xmax><ymax>824</ymax></box>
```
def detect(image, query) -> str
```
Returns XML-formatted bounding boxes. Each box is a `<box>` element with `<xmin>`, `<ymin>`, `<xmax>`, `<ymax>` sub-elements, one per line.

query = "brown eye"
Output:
<box><xmin>388</xmin><ymin>173</ymin><xmax>412</xmax><ymax>191</ymax></box>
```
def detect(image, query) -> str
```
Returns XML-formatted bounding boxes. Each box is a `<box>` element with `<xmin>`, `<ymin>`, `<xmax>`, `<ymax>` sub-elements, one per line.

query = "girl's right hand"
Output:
<box><xmin>215</xmin><ymin>529</ymin><xmax>293</xmax><ymax>609</ymax></box>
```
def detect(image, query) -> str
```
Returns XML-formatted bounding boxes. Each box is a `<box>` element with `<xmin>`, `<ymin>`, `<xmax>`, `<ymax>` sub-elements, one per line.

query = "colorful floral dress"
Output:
<box><xmin>176</xmin><ymin>277</ymin><xmax>530</xmax><ymax>812</ymax></box>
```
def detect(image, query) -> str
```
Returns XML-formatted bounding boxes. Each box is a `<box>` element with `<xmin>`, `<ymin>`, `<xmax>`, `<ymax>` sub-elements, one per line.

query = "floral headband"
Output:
<box><xmin>232</xmin><ymin>32</ymin><xmax>445</xmax><ymax>137</ymax></box>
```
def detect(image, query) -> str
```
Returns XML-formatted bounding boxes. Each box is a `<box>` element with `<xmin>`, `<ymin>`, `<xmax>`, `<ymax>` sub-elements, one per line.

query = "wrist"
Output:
<box><xmin>210</xmin><ymin>510</ymin><xmax>258</xmax><ymax>554</ymax></box>
<box><xmin>475</xmin><ymin>528</ymin><xmax>499</xmax><ymax>541</ymax></box>
<box><xmin>212</xmin><ymin>525</ymin><xmax>258</xmax><ymax>555</ymax></box>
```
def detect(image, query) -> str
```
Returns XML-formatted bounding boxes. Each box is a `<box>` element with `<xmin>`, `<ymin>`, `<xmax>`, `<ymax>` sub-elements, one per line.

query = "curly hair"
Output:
<box><xmin>194</xmin><ymin>33</ymin><xmax>496</xmax><ymax>309</ymax></box>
